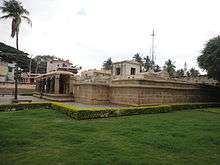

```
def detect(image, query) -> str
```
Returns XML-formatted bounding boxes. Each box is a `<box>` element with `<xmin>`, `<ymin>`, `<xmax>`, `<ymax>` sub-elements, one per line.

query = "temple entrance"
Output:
<box><xmin>59</xmin><ymin>74</ymin><xmax>70</xmax><ymax>94</ymax></box>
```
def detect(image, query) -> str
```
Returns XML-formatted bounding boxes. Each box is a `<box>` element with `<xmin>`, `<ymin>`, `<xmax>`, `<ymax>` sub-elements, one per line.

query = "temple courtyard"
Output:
<box><xmin>0</xmin><ymin>95</ymin><xmax>124</xmax><ymax>108</ymax></box>
<box><xmin>0</xmin><ymin>108</ymin><xmax>219</xmax><ymax>165</ymax></box>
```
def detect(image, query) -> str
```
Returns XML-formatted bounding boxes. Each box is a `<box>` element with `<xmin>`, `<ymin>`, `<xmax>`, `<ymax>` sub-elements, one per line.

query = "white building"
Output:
<box><xmin>47</xmin><ymin>60</ymin><xmax>73</xmax><ymax>73</ymax></box>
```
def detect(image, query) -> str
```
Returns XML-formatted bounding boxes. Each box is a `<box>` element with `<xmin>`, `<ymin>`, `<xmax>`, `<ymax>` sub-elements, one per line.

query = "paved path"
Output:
<box><xmin>0</xmin><ymin>95</ymin><xmax>125</xmax><ymax>108</ymax></box>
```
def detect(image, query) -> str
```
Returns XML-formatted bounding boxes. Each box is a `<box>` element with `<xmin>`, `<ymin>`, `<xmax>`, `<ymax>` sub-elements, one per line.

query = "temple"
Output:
<box><xmin>34</xmin><ymin>60</ymin><xmax>220</xmax><ymax>105</ymax></box>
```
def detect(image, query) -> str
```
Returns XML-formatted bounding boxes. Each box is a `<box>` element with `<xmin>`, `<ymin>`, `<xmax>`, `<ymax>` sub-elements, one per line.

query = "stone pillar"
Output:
<box><xmin>49</xmin><ymin>77</ymin><xmax>53</xmax><ymax>94</ymax></box>
<box><xmin>45</xmin><ymin>78</ymin><xmax>48</xmax><ymax>93</ymax></box>
<box><xmin>69</xmin><ymin>76</ymin><xmax>75</xmax><ymax>95</ymax></box>
<box><xmin>54</xmin><ymin>75</ymin><xmax>60</xmax><ymax>94</ymax></box>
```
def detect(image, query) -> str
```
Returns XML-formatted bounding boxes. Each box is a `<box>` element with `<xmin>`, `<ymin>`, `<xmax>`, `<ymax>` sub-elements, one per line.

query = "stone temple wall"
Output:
<box><xmin>73</xmin><ymin>79</ymin><xmax>220</xmax><ymax>106</ymax></box>
<box><xmin>73</xmin><ymin>83</ymin><xmax>110</xmax><ymax>104</ymax></box>
<box><xmin>0</xmin><ymin>82</ymin><xmax>35</xmax><ymax>95</ymax></box>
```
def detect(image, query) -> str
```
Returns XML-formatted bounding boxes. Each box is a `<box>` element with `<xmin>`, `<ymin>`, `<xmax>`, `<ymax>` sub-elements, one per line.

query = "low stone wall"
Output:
<box><xmin>0</xmin><ymin>82</ymin><xmax>35</xmax><ymax>95</ymax></box>
<box><xmin>110</xmin><ymin>85</ymin><xmax>218</xmax><ymax>106</ymax></box>
<box><xmin>73</xmin><ymin>83</ymin><xmax>110</xmax><ymax>104</ymax></box>
<box><xmin>73</xmin><ymin>79</ymin><xmax>220</xmax><ymax>106</ymax></box>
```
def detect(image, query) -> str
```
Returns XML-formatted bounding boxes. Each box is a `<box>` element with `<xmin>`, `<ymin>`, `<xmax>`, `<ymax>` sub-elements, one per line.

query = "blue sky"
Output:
<box><xmin>1</xmin><ymin>0</ymin><xmax>220</xmax><ymax>71</ymax></box>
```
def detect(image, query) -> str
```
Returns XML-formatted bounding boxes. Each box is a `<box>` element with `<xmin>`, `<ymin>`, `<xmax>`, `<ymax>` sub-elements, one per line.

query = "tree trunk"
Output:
<box><xmin>14</xmin><ymin>31</ymin><xmax>19</xmax><ymax>101</ymax></box>
<box><xmin>16</xmin><ymin>31</ymin><xmax>19</xmax><ymax>50</ymax></box>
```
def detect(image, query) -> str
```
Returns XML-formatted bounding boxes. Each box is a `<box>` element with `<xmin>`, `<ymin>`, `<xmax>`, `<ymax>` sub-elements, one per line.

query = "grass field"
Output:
<box><xmin>0</xmin><ymin>108</ymin><xmax>220</xmax><ymax>165</ymax></box>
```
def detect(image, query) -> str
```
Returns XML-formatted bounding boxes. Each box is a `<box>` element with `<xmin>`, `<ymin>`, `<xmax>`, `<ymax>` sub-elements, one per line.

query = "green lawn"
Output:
<box><xmin>0</xmin><ymin>109</ymin><xmax>220</xmax><ymax>165</ymax></box>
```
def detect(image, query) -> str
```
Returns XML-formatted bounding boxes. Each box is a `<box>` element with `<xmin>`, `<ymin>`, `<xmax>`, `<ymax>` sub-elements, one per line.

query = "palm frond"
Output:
<box><xmin>21</xmin><ymin>15</ymin><xmax>32</xmax><ymax>26</ymax></box>
<box><xmin>0</xmin><ymin>0</ymin><xmax>30</xmax><ymax>16</ymax></box>
<box><xmin>22</xmin><ymin>8</ymin><xmax>29</xmax><ymax>15</ymax></box>
<box><xmin>0</xmin><ymin>14</ymin><xmax>14</xmax><ymax>19</ymax></box>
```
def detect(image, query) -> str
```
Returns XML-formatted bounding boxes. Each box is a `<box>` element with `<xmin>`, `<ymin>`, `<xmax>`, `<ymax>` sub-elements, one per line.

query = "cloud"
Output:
<box><xmin>76</xmin><ymin>8</ymin><xmax>87</xmax><ymax>16</ymax></box>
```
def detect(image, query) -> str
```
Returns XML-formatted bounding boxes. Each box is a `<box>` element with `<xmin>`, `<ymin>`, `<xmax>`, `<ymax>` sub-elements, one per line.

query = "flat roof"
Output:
<box><xmin>36</xmin><ymin>71</ymin><xmax>75</xmax><ymax>79</ymax></box>
<box><xmin>113</xmin><ymin>60</ymin><xmax>142</xmax><ymax>65</ymax></box>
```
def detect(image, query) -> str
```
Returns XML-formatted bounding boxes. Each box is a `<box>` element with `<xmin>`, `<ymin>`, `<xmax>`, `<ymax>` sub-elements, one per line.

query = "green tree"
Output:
<box><xmin>32</xmin><ymin>55</ymin><xmax>60</xmax><ymax>74</ymax></box>
<box><xmin>0</xmin><ymin>0</ymin><xmax>32</xmax><ymax>50</ymax></box>
<box><xmin>0</xmin><ymin>42</ymin><xmax>30</xmax><ymax>71</ymax></box>
<box><xmin>188</xmin><ymin>68</ymin><xmax>200</xmax><ymax>77</ymax></box>
<box><xmin>133</xmin><ymin>53</ymin><xmax>142</xmax><ymax>63</ymax></box>
<box><xmin>154</xmin><ymin>64</ymin><xmax>161</xmax><ymax>72</ymax></box>
<box><xmin>103</xmin><ymin>57</ymin><xmax>113</xmax><ymax>70</ymax></box>
<box><xmin>197</xmin><ymin>36</ymin><xmax>220</xmax><ymax>81</ymax></box>
<box><xmin>164</xmin><ymin>59</ymin><xmax>176</xmax><ymax>77</ymax></box>
<box><xmin>143</xmin><ymin>55</ymin><xmax>154</xmax><ymax>71</ymax></box>
<box><xmin>176</xmin><ymin>69</ymin><xmax>185</xmax><ymax>77</ymax></box>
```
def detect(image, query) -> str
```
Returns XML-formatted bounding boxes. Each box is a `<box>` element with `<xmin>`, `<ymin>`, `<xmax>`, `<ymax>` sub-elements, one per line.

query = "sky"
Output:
<box><xmin>0</xmin><ymin>0</ymin><xmax>220</xmax><ymax>71</ymax></box>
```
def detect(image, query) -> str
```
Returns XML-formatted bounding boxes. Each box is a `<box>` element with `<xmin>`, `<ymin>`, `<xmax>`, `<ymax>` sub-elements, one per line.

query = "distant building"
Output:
<box><xmin>20</xmin><ymin>73</ymin><xmax>40</xmax><ymax>84</ymax></box>
<box><xmin>0</xmin><ymin>60</ymin><xmax>15</xmax><ymax>82</ymax></box>
<box><xmin>46</xmin><ymin>59</ymin><xmax>77</xmax><ymax>74</ymax></box>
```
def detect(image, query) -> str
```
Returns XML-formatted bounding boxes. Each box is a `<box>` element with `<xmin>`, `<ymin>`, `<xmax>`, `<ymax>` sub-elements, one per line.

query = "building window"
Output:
<box><xmin>131</xmin><ymin>68</ymin><xmax>136</xmax><ymax>75</ymax></box>
<box><xmin>116</xmin><ymin>67</ymin><xmax>121</xmax><ymax>75</ymax></box>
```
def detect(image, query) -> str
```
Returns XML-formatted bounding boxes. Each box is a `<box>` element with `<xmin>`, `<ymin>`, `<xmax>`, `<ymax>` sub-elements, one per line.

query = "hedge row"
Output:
<box><xmin>0</xmin><ymin>102</ymin><xmax>220</xmax><ymax>120</ymax></box>
<box><xmin>63</xmin><ymin>103</ymin><xmax>220</xmax><ymax>120</ymax></box>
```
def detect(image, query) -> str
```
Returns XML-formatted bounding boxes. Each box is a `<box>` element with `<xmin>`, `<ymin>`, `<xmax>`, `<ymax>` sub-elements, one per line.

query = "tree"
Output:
<box><xmin>0</xmin><ymin>0</ymin><xmax>32</xmax><ymax>50</ymax></box>
<box><xmin>103</xmin><ymin>58</ymin><xmax>113</xmax><ymax>70</ymax></box>
<box><xmin>32</xmin><ymin>55</ymin><xmax>60</xmax><ymax>74</ymax></box>
<box><xmin>0</xmin><ymin>42</ymin><xmax>30</xmax><ymax>71</ymax></box>
<box><xmin>188</xmin><ymin>68</ymin><xmax>200</xmax><ymax>77</ymax></box>
<box><xmin>163</xmin><ymin>59</ymin><xmax>176</xmax><ymax>77</ymax></box>
<box><xmin>143</xmin><ymin>55</ymin><xmax>154</xmax><ymax>71</ymax></box>
<box><xmin>154</xmin><ymin>65</ymin><xmax>161</xmax><ymax>72</ymax></box>
<box><xmin>197</xmin><ymin>36</ymin><xmax>220</xmax><ymax>81</ymax></box>
<box><xmin>176</xmin><ymin>69</ymin><xmax>185</xmax><ymax>77</ymax></box>
<box><xmin>133</xmin><ymin>53</ymin><xmax>142</xmax><ymax>63</ymax></box>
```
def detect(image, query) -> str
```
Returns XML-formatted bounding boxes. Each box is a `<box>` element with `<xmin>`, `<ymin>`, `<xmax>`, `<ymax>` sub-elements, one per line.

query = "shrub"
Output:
<box><xmin>0</xmin><ymin>102</ymin><xmax>220</xmax><ymax>120</ymax></box>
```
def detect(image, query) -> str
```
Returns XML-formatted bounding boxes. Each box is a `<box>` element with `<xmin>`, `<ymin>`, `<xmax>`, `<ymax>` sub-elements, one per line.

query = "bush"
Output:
<box><xmin>0</xmin><ymin>102</ymin><xmax>220</xmax><ymax>120</ymax></box>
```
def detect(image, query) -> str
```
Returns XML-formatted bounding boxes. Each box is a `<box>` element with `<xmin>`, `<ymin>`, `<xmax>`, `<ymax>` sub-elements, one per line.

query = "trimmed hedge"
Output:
<box><xmin>69</xmin><ymin>103</ymin><xmax>220</xmax><ymax>120</ymax></box>
<box><xmin>0</xmin><ymin>102</ymin><xmax>220</xmax><ymax>120</ymax></box>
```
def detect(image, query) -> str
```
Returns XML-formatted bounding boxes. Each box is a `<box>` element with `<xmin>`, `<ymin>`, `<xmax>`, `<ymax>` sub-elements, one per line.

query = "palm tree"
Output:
<box><xmin>164</xmin><ymin>59</ymin><xmax>176</xmax><ymax>77</ymax></box>
<box><xmin>103</xmin><ymin>58</ymin><xmax>113</xmax><ymax>70</ymax></box>
<box><xmin>0</xmin><ymin>0</ymin><xmax>32</xmax><ymax>50</ymax></box>
<box><xmin>0</xmin><ymin>0</ymin><xmax>31</xmax><ymax>101</ymax></box>
<box><xmin>143</xmin><ymin>55</ymin><xmax>154</xmax><ymax>71</ymax></box>
<box><xmin>133</xmin><ymin>53</ymin><xmax>142</xmax><ymax>63</ymax></box>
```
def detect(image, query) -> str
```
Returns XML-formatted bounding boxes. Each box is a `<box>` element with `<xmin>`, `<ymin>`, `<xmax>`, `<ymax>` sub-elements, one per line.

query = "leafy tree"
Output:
<box><xmin>163</xmin><ymin>59</ymin><xmax>176</xmax><ymax>77</ymax></box>
<box><xmin>188</xmin><ymin>68</ymin><xmax>200</xmax><ymax>77</ymax></box>
<box><xmin>133</xmin><ymin>53</ymin><xmax>142</xmax><ymax>63</ymax></box>
<box><xmin>176</xmin><ymin>69</ymin><xmax>185</xmax><ymax>77</ymax></box>
<box><xmin>0</xmin><ymin>42</ymin><xmax>30</xmax><ymax>71</ymax></box>
<box><xmin>0</xmin><ymin>0</ymin><xmax>32</xmax><ymax>50</ymax></box>
<box><xmin>32</xmin><ymin>55</ymin><xmax>60</xmax><ymax>74</ymax></box>
<box><xmin>186</xmin><ymin>71</ymin><xmax>190</xmax><ymax>77</ymax></box>
<box><xmin>197</xmin><ymin>36</ymin><xmax>220</xmax><ymax>81</ymax></box>
<box><xmin>102</xmin><ymin>57</ymin><xmax>113</xmax><ymax>70</ymax></box>
<box><xmin>143</xmin><ymin>55</ymin><xmax>154</xmax><ymax>71</ymax></box>
<box><xmin>154</xmin><ymin>65</ymin><xmax>161</xmax><ymax>72</ymax></box>
<box><xmin>0</xmin><ymin>52</ymin><xmax>30</xmax><ymax>72</ymax></box>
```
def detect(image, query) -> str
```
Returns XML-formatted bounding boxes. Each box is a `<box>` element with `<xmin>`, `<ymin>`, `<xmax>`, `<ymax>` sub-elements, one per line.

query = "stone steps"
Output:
<box><xmin>33</xmin><ymin>94</ymin><xmax>74</xmax><ymax>102</ymax></box>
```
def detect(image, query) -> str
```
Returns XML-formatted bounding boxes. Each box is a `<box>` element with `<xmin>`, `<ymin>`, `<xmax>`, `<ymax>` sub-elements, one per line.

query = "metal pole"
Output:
<box><xmin>29</xmin><ymin>55</ymin><xmax>32</xmax><ymax>75</ymax></box>
<box><xmin>151</xmin><ymin>29</ymin><xmax>155</xmax><ymax>63</ymax></box>
<box><xmin>29</xmin><ymin>55</ymin><xmax>32</xmax><ymax>84</ymax></box>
